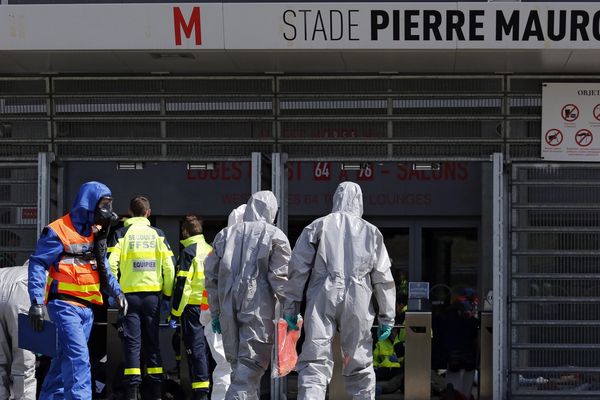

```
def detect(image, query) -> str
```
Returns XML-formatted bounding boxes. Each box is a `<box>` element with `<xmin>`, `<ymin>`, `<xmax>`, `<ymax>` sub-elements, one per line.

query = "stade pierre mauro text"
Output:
<box><xmin>281</xmin><ymin>8</ymin><xmax>600</xmax><ymax>42</ymax></box>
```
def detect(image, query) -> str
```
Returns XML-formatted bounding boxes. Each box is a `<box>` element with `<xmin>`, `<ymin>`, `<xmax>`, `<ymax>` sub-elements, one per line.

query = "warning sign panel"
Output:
<box><xmin>594</xmin><ymin>104</ymin><xmax>600</xmax><ymax>122</ymax></box>
<box><xmin>545</xmin><ymin>129</ymin><xmax>563</xmax><ymax>146</ymax></box>
<box><xmin>542</xmin><ymin>83</ymin><xmax>600</xmax><ymax>161</ymax></box>
<box><xmin>575</xmin><ymin>129</ymin><xmax>593</xmax><ymax>147</ymax></box>
<box><xmin>561</xmin><ymin>104</ymin><xmax>579</xmax><ymax>122</ymax></box>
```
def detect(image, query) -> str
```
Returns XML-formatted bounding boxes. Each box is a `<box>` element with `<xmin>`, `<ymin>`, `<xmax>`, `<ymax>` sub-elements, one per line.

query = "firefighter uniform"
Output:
<box><xmin>170</xmin><ymin>234</ymin><xmax>212</xmax><ymax>396</ymax></box>
<box><xmin>108</xmin><ymin>217</ymin><xmax>175</xmax><ymax>392</ymax></box>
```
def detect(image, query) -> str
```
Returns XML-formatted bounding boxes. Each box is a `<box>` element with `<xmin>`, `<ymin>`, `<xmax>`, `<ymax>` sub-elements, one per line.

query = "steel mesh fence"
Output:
<box><xmin>510</xmin><ymin>164</ymin><xmax>600</xmax><ymax>398</ymax></box>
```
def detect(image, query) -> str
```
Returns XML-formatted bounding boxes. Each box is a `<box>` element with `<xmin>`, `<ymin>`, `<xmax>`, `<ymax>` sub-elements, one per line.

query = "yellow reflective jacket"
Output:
<box><xmin>170</xmin><ymin>234</ymin><xmax>212</xmax><ymax>317</ymax></box>
<box><xmin>108</xmin><ymin>217</ymin><xmax>175</xmax><ymax>295</ymax></box>
<box><xmin>374</xmin><ymin>328</ymin><xmax>405</xmax><ymax>369</ymax></box>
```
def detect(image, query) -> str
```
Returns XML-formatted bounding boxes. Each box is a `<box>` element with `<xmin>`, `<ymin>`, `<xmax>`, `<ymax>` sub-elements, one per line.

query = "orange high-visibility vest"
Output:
<box><xmin>45</xmin><ymin>214</ymin><xmax>103</xmax><ymax>305</ymax></box>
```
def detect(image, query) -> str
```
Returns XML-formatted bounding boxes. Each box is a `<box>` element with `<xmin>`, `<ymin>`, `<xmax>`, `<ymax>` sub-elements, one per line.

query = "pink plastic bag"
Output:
<box><xmin>273</xmin><ymin>317</ymin><xmax>303</xmax><ymax>377</ymax></box>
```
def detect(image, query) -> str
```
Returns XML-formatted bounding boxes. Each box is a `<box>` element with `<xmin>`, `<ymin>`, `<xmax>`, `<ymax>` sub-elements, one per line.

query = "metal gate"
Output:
<box><xmin>510</xmin><ymin>164</ymin><xmax>600</xmax><ymax>399</ymax></box>
<box><xmin>0</xmin><ymin>162</ymin><xmax>38</xmax><ymax>268</ymax></box>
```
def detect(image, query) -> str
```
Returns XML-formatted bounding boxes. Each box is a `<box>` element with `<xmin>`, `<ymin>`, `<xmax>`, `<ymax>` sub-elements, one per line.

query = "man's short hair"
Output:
<box><xmin>181</xmin><ymin>214</ymin><xmax>203</xmax><ymax>237</ymax></box>
<box><xmin>130</xmin><ymin>196</ymin><xmax>150</xmax><ymax>217</ymax></box>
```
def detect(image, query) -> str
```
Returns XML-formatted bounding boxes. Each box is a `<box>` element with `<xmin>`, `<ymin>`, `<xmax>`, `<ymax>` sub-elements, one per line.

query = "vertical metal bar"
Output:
<box><xmin>160</xmin><ymin>79</ymin><xmax>167</xmax><ymax>157</ymax></box>
<box><xmin>270</xmin><ymin>152</ymin><xmax>287</xmax><ymax>400</ymax></box>
<box><xmin>387</xmin><ymin>78</ymin><xmax>393</xmax><ymax>157</ymax></box>
<box><xmin>37</xmin><ymin>152</ymin><xmax>54</xmax><ymax>236</ymax></box>
<box><xmin>271</xmin><ymin>152</ymin><xmax>288</xmax><ymax>235</ymax></box>
<box><xmin>492</xmin><ymin>152</ymin><xmax>507</xmax><ymax>400</ymax></box>
<box><xmin>251</xmin><ymin>152</ymin><xmax>262</xmax><ymax>194</ymax></box>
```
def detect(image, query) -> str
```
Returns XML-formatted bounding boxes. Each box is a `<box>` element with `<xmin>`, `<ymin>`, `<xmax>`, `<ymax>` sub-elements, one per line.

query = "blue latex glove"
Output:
<box><xmin>161</xmin><ymin>299</ymin><xmax>170</xmax><ymax>314</ymax></box>
<box><xmin>212</xmin><ymin>316</ymin><xmax>222</xmax><ymax>334</ymax></box>
<box><xmin>389</xmin><ymin>354</ymin><xmax>399</xmax><ymax>363</ymax></box>
<box><xmin>168</xmin><ymin>315</ymin><xmax>178</xmax><ymax>330</ymax></box>
<box><xmin>108</xmin><ymin>296</ymin><xmax>116</xmax><ymax>308</ymax></box>
<box><xmin>284</xmin><ymin>314</ymin><xmax>300</xmax><ymax>331</ymax></box>
<box><xmin>377</xmin><ymin>324</ymin><xmax>392</xmax><ymax>341</ymax></box>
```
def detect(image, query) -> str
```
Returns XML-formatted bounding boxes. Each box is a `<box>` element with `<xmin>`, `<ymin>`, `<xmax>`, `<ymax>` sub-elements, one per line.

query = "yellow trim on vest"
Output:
<box><xmin>192</xmin><ymin>381</ymin><xmax>210</xmax><ymax>389</ymax></box>
<box><xmin>177</xmin><ymin>270</ymin><xmax>191</xmax><ymax>278</ymax></box>
<box><xmin>124</xmin><ymin>368</ymin><xmax>141</xmax><ymax>376</ymax></box>
<box><xmin>121</xmin><ymin>284</ymin><xmax>161</xmax><ymax>293</ymax></box>
<box><xmin>58</xmin><ymin>282</ymin><xmax>101</xmax><ymax>293</ymax></box>
<box><xmin>146</xmin><ymin>367</ymin><xmax>163</xmax><ymax>375</ymax></box>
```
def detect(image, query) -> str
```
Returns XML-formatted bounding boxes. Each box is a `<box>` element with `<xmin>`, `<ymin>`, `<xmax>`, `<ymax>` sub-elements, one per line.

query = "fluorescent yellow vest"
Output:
<box><xmin>108</xmin><ymin>217</ymin><xmax>175</xmax><ymax>295</ymax></box>
<box><xmin>171</xmin><ymin>234</ymin><xmax>212</xmax><ymax>317</ymax></box>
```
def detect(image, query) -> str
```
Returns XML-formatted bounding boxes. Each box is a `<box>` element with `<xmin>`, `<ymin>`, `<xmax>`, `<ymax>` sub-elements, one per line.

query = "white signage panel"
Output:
<box><xmin>224</xmin><ymin>2</ymin><xmax>600</xmax><ymax>50</ymax></box>
<box><xmin>1</xmin><ymin>3</ymin><xmax>600</xmax><ymax>51</ymax></box>
<box><xmin>0</xmin><ymin>4</ymin><xmax>224</xmax><ymax>50</ymax></box>
<box><xmin>541</xmin><ymin>83</ymin><xmax>600</xmax><ymax>162</ymax></box>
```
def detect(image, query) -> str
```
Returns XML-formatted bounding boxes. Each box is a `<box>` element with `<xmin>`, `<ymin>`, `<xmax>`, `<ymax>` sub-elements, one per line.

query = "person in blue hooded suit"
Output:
<box><xmin>28</xmin><ymin>181</ymin><xmax>127</xmax><ymax>400</ymax></box>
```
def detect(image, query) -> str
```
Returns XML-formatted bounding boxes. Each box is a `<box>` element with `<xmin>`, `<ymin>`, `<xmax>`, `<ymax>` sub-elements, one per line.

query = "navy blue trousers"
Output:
<box><xmin>121</xmin><ymin>292</ymin><xmax>163</xmax><ymax>387</ymax></box>
<box><xmin>182</xmin><ymin>305</ymin><xmax>210</xmax><ymax>393</ymax></box>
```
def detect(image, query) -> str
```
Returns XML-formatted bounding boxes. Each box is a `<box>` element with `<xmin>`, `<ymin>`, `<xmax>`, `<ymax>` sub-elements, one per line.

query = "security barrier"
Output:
<box><xmin>510</xmin><ymin>164</ymin><xmax>600</xmax><ymax>398</ymax></box>
<box><xmin>479</xmin><ymin>311</ymin><xmax>493</xmax><ymax>400</ymax></box>
<box><xmin>404</xmin><ymin>311</ymin><xmax>432</xmax><ymax>400</ymax></box>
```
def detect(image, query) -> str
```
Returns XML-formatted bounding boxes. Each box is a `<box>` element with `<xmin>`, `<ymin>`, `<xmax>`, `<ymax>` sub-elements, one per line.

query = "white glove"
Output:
<box><xmin>200</xmin><ymin>309</ymin><xmax>212</xmax><ymax>326</ymax></box>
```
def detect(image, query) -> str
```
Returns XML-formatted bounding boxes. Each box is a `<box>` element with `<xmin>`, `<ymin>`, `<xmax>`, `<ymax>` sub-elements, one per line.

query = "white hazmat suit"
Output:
<box><xmin>0</xmin><ymin>265</ymin><xmax>36</xmax><ymax>400</ymax></box>
<box><xmin>198</xmin><ymin>204</ymin><xmax>246</xmax><ymax>400</ymax></box>
<box><xmin>283</xmin><ymin>181</ymin><xmax>396</xmax><ymax>400</ymax></box>
<box><xmin>205</xmin><ymin>192</ymin><xmax>290</xmax><ymax>400</ymax></box>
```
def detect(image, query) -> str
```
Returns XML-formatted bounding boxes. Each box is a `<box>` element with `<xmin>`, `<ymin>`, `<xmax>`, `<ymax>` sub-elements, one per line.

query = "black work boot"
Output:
<box><xmin>149</xmin><ymin>381</ymin><xmax>162</xmax><ymax>400</ymax></box>
<box><xmin>193</xmin><ymin>391</ymin><xmax>209</xmax><ymax>400</ymax></box>
<box><xmin>125</xmin><ymin>385</ymin><xmax>139</xmax><ymax>400</ymax></box>
<box><xmin>446</xmin><ymin>383</ymin><xmax>456</xmax><ymax>400</ymax></box>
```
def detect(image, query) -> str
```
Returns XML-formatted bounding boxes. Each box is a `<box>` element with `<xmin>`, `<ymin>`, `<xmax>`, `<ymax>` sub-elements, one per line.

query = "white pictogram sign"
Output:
<box><xmin>541</xmin><ymin>83</ymin><xmax>600</xmax><ymax>162</ymax></box>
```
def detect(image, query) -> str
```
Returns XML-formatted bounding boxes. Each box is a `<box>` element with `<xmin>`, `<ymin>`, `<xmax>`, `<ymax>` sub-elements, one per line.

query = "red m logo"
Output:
<box><xmin>173</xmin><ymin>7</ymin><xmax>202</xmax><ymax>46</ymax></box>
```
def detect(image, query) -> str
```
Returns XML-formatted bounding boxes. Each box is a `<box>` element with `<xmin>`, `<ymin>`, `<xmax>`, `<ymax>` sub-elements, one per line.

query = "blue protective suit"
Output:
<box><xmin>28</xmin><ymin>181</ymin><xmax>123</xmax><ymax>400</ymax></box>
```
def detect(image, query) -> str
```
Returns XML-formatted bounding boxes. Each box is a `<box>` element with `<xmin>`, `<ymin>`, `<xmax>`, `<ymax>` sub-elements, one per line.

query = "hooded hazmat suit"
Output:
<box><xmin>28</xmin><ymin>181</ymin><xmax>123</xmax><ymax>400</ymax></box>
<box><xmin>199</xmin><ymin>204</ymin><xmax>246</xmax><ymax>400</ymax></box>
<box><xmin>283</xmin><ymin>181</ymin><xmax>396</xmax><ymax>400</ymax></box>
<box><xmin>205</xmin><ymin>193</ymin><xmax>290</xmax><ymax>400</ymax></box>
<box><xmin>0</xmin><ymin>265</ymin><xmax>36</xmax><ymax>400</ymax></box>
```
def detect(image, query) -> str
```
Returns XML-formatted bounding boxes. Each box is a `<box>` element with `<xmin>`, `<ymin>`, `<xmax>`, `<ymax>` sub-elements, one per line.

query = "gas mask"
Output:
<box><xmin>94</xmin><ymin>197</ymin><xmax>119</xmax><ymax>229</ymax></box>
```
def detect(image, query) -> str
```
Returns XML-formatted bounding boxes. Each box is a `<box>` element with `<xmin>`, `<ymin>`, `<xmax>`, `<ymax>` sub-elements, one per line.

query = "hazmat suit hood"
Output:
<box><xmin>227</xmin><ymin>204</ymin><xmax>247</xmax><ymax>227</ymax></box>
<box><xmin>70</xmin><ymin>181</ymin><xmax>112</xmax><ymax>234</ymax></box>
<box><xmin>332</xmin><ymin>181</ymin><xmax>363</xmax><ymax>217</ymax></box>
<box><xmin>243</xmin><ymin>191</ymin><xmax>278</xmax><ymax>224</ymax></box>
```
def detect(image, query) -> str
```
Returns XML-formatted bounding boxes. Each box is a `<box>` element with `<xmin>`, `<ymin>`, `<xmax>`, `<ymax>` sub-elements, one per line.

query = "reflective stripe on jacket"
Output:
<box><xmin>171</xmin><ymin>234</ymin><xmax>212</xmax><ymax>317</ymax></box>
<box><xmin>45</xmin><ymin>214</ymin><xmax>102</xmax><ymax>305</ymax></box>
<box><xmin>108</xmin><ymin>217</ymin><xmax>175</xmax><ymax>295</ymax></box>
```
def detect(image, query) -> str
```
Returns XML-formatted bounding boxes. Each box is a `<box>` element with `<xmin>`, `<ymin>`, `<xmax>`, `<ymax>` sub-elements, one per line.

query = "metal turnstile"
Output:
<box><xmin>479</xmin><ymin>312</ymin><xmax>493</xmax><ymax>400</ymax></box>
<box><xmin>404</xmin><ymin>311</ymin><xmax>432</xmax><ymax>400</ymax></box>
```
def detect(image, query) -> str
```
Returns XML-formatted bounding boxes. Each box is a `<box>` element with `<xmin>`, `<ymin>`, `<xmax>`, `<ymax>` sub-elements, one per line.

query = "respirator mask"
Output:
<box><xmin>94</xmin><ymin>197</ymin><xmax>119</xmax><ymax>229</ymax></box>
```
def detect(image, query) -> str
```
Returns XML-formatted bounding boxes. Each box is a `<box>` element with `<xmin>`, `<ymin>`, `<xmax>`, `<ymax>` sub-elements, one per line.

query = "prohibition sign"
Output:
<box><xmin>561</xmin><ymin>104</ymin><xmax>579</xmax><ymax>122</ymax></box>
<box><xmin>575</xmin><ymin>129</ymin><xmax>593</xmax><ymax>147</ymax></box>
<box><xmin>594</xmin><ymin>104</ymin><xmax>600</xmax><ymax>122</ymax></box>
<box><xmin>544</xmin><ymin>129</ymin><xmax>563</xmax><ymax>146</ymax></box>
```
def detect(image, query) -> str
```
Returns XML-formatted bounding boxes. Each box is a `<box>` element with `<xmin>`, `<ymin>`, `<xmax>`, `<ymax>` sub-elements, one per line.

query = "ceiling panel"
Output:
<box><xmin>564</xmin><ymin>50</ymin><xmax>600</xmax><ymax>74</ymax></box>
<box><xmin>1</xmin><ymin>49</ymin><xmax>599</xmax><ymax>75</ymax></box>
<box><xmin>340</xmin><ymin>51</ymin><xmax>456</xmax><ymax>73</ymax></box>
<box><xmin>454</xmin><ymin>50</ymin><xmax>574</xmax><ymax>74</ymax></box>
